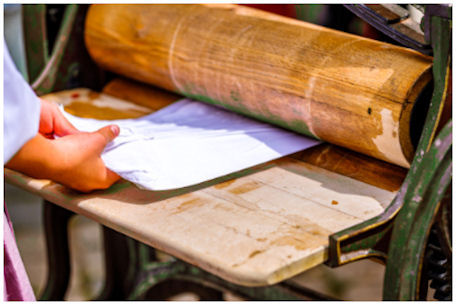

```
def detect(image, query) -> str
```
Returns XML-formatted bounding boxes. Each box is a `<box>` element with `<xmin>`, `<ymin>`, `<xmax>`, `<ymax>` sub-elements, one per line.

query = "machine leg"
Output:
<box><xmin>140</xmin><ymin>279</ymin><xmax>224</xmax><ymax>300</ymax></box>
<box><xmin>40</xmin><ymin>201</ymin><xmax>74</xmax><ymax>301</ymax></box>
<box><xmin>94</xmin><ymin>226</ymin><xmax>136</xmax><ymax>300</ymax></box>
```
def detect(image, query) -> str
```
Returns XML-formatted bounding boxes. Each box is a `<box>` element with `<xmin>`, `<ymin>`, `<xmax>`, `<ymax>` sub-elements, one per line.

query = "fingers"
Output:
<box><xmin>75</xmin><ymin>168</ymin><xmax>120</xmax><ymax>193</ymax></box>
<box><xmin>39</xmin><ymin>98</ymin><xmax>80</xmax><ymax>137</ymax></box>
<box><xmin>90</xmin><ymin>125</ymin><xmax>120</xmax><ymax>154</ymax></box>
<box><xmin>96</xmin><ymin>125</ymin><xmax>120</xmax><ymax>143</ymax></box>
<box><xmin>51</xmin><ymin>102</ymin><xmax>80</xmax><ymax>136</ymax></box>
<box><xmin>54</xmin><ymin>116</ymin><xmax>80</xmax><ymax>137</ymax></box>
<box><xmin>85</xmin><ymin>128</ymin><xmax>120</xmax><ymax>191</ymax></box>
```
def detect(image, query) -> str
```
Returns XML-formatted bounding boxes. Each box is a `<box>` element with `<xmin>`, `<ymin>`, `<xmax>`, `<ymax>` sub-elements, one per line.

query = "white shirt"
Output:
<box><xmin>4</xmin><ymin>45</ymin><xmax>40</xmax><ymax>163</ymax></box>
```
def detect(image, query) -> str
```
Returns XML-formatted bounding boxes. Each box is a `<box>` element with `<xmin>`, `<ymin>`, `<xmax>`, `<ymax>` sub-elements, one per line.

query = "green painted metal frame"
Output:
<box><xmin>22</xmin><ymin>4</ymin><xmax>78</xmax><ymax>95</ymax></box>
<box><xmin>326</xmin><ymin>5</ymin><xmax>452</xmax><ymax>301</ymax></box>
<box><xmin>19</xmin><ymin>3</ymin><xmax>452</xmax><ymax>301</ymax></box>
<box><xmin>22</xmin><ymin>4</ymin><xmax>48</xmax><ymax>83</ymax></box>
<box><xmin>384</xmin><ymin>119</ymin><xmax>452</xmax><ymax>300</ymax></box>
<box><xmin>40</xmin><ymin>202</ymin><xmax>74</xmax><ymax>300</ymax></box>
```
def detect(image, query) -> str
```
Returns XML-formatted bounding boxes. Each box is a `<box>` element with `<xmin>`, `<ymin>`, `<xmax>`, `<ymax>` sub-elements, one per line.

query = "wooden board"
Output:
<box><xmin>5</xmin><ymin>88</ymin><xmax>400</xmax><ymax>286</ymax></box>
<box><xmin>5</xmin><ymin>160</ymin><xmax>394</xmax><ymax>286</ymax></box>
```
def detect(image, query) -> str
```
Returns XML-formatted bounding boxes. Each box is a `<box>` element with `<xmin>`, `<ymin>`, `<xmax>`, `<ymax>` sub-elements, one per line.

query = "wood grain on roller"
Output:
<box><xmin>85</xmin><ymin>4</ymin><xmax>433</xmax><ymax>167</ymax></box>
<box><xmin>103</xmin><ymin>77</ymin><xmax>183</xmax><ymax>110</ymax></box>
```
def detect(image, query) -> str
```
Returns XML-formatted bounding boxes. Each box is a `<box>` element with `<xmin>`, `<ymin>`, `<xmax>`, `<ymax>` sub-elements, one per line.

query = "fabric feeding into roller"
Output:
<box><xmin>61</xmin><ymin>99</ymin><xmax>320</xmax><ymax>190</ymax></box>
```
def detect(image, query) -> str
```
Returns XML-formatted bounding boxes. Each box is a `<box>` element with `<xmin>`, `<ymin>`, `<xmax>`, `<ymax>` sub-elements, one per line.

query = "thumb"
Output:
<box><xmin>91</xmin><ymin>124</ymin><xmax>120</xmax><ymax>152</ymax></box>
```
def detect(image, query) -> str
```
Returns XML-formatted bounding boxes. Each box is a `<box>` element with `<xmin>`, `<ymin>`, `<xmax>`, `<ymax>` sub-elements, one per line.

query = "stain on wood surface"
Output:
<box><xmin>64</xmin><ymin>101</ymin><xmax>148</xmax><ymax>120</ymax></box>
<box><xmin>172</xmin><ymin>198</ymin><xmax>206</xmax><ymax>214</ymax></box>
<box><xmin>248</xmin><ymin>250</ymin><xmax>264</xmax><ymax>259</ymax></box>
<box><xmin>270</xmin><ymin>234</ymin><xmax>321</xmax><ymax>251</ymax></box>
<box><xmin>214</xmin><ymin>179</ymin><xmax>237</xmax><ymax>189</ymax></box>
<box><xmin>229</xmin><ymin>181</ymin><xmax>261</xmax><ymax>194</ymax></box>
<box><xmin>102</xmin><ymin>78</ymin><xmax>182</xmax><ymax>110</ymax></box>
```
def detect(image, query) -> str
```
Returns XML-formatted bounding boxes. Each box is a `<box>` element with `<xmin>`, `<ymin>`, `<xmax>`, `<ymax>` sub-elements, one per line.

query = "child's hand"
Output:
<box><xmin>39</xmin><ymin>98</ymin><xmax>79</xmax><ymax>139</ymax></box>
<box><xmin>52</xmin><ymin>125</ymin><xmax>121</xmax><ymax>192</ymax></box>
<box><xmin>6</xmin><ymin>125</ymin><xmax>121</xmax><ymax>192</ymax></box>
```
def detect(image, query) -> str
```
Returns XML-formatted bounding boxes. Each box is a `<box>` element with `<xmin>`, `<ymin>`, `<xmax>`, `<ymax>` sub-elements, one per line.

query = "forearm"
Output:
<box><xmin>5</xmin><ymin>133</ymin><xmax>62</xmax><ymax>180</ymax></box>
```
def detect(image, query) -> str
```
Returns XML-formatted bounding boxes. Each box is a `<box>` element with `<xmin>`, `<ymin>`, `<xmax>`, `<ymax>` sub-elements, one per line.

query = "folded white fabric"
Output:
<box><xmin>61</xmin><ymin>99</ymin><xmax>320</xmax><ymax>190</ymax></box>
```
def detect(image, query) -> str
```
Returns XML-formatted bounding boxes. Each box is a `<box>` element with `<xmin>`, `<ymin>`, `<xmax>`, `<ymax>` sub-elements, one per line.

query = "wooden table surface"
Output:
<box><xmin>5</xmin><ymin>87</ymin><xmax>399</xmax><ymax>286</ymax></box>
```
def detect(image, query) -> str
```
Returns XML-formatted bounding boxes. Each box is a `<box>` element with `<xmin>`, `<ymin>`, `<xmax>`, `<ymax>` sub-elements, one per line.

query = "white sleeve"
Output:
<box><xmin>3</xmin><ymin>44</ymin><xmax>41</xmax><ymax>163</ymax></box>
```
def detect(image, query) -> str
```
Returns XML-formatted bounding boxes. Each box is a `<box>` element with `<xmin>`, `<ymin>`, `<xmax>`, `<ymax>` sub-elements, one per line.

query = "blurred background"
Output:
<box><xmin>4</xmin><ymin>3</ymin><xmax>430</xmax><ymax>301</ymax></box>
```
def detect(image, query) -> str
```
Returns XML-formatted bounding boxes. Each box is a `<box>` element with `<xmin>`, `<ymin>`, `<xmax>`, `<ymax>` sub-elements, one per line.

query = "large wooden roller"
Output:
<box><xmin>85</xmin><ymin>4</ymin><xmax>433</xmax><ymax>167</ymax></box>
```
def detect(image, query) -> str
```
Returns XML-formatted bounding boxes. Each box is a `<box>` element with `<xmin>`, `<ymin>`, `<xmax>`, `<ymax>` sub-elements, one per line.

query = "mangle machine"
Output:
<box><xmin>4</xmin><ymin>4</ymin><xmax>452</xmax><ymax>301</ymax></box>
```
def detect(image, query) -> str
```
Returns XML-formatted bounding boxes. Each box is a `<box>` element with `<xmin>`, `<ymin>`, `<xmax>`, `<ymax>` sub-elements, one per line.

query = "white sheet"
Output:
<box><xmin>61</xmin><ymin>99</ymin><xmax>320</xmax><ymax>190</ymax></box>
